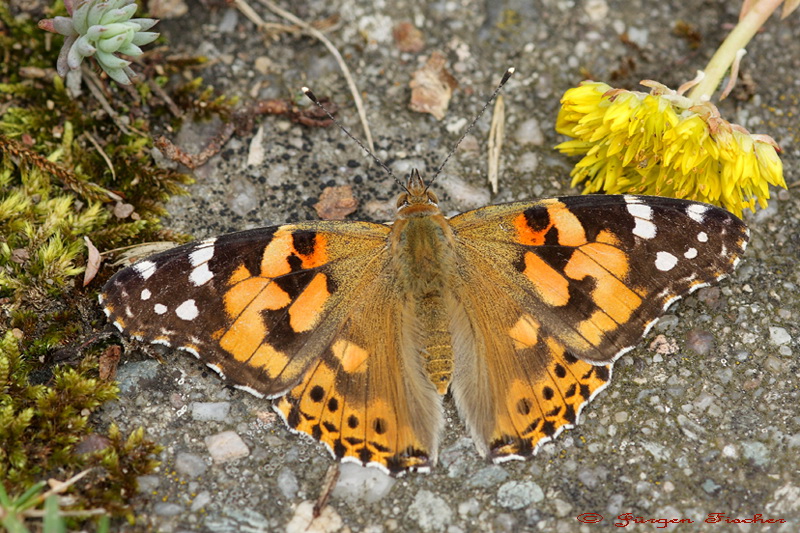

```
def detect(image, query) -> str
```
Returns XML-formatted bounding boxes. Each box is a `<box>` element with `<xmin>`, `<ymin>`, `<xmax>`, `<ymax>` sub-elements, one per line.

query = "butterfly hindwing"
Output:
<box><xmin>448</xmin><ymin>194</ymin><xmax>748</xmax><ymax>459</ymax></box>
<box><xmin>274</xmin><ymin>275</ymin><xmax>443</xmax><ymax>473</ymax></box>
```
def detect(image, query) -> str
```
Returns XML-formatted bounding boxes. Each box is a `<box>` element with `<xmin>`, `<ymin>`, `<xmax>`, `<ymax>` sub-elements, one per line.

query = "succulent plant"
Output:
<box><xmin>38</xmin><ymin>0</ymin><xmax>159</xmax><ymax>85</ymax></box>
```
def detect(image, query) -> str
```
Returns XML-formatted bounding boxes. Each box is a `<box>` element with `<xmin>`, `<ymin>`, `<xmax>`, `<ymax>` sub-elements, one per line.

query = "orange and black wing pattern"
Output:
<box><xmin>448</xmin><ymin>194</ymin><xmax>748</xmax><ymax>460</ymax></box>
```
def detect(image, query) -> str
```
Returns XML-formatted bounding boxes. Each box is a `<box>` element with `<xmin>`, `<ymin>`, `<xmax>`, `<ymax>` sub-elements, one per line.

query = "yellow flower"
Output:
<box><xmin>555</xmin><ymin>81</ymin><xmax>785</xmax><ymax>217</ymax></box>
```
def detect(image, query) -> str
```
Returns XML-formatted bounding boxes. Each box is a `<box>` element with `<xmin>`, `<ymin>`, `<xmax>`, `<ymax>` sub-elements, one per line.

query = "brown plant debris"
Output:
<box><xmin>409</xmin><ymin>51</ymin><xmax>458</xmax><ymax>120</ymax></box>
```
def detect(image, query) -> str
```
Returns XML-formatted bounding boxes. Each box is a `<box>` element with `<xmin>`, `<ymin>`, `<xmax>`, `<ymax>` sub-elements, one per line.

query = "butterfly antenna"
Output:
<box><xmin>428</xmin><ymin>67</ymin><xmax>515</xmax><ymax>190</ymax></box>
<box><xmin>302</xmin><ymin>87</ymin><xmax>407</xmax><ymax>192</ymax></box>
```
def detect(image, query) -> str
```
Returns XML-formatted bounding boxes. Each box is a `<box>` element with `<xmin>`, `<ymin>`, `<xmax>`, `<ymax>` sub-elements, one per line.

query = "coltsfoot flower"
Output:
<box><xmin>556</xmin><ymin>81</ymin><xmax>785</xmax><ymax>217</ymax></box>
<box><xmin>38</xmin><ymin>0</ymin><xmax>159</xmax><ymax>85</ymax></box>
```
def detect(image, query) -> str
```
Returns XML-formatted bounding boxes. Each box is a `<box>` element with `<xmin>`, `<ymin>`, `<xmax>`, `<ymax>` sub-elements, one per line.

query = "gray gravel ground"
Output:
<box><xmin>100</xmin><ymin>0</ymin><xmax>799</xmax><ymax>531</ymax></box>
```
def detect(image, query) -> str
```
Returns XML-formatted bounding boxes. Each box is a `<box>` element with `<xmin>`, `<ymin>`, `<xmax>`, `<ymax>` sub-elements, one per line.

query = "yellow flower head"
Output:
<box><xmin>556</xmin><ymin>81</ymin><xmax>785</xmax><ymax>217</ymax></box>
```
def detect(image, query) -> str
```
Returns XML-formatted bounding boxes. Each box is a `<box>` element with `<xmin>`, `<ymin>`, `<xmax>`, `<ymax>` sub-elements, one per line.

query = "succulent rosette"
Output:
<box><xmin>38</xmin><ymin>0</ymin><xmax>159</xmax><ymax>85</ymax></box>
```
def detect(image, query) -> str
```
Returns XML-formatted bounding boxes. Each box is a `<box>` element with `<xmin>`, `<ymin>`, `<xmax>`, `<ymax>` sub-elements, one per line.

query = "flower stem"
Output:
<box><xmin>687</xmin><ymin>0</ymin><xmax>784</xmax><ymax>102</ymax></box>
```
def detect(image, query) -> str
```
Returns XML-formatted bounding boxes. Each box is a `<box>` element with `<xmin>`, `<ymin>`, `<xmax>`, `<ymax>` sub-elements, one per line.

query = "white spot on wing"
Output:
<box><xmin>687</xmin><ymin>203</ymin><xmax>709</xmax><ymax>223</ymax></box>
<box><xmin>140</xmin><ymin>288</ymin><xmax>152</xmax><ymax>300</ymax></box>
<box><xmin>179</xmin><ymin>345</ymin><xmax>200</xmax><ymax>359</ymax></box>
<box><xmin>206</xmin><ymin>363</ymin><xmax>225</xmax><ymax>378</ymax></box>
<box><xmin>134</xmin><ymin>260</ymin><xmax>157</xmax><ymax>280</ymax></box>
<box><xmin>688</xmin><ymin>278</ymin><xmax>711</xmax><ymax>294</ymax></box>
<box><xmin>642</xmin><ymin>318</ymin><xmax>659</xmax><ymax>338</ymax></box>
<box><xmin>234</xmin><ymin>384</ymin><xmax>265</xmax><ymax>398</ymax></box>
<box><xmin>633</xmin><ymin>218</ymin><xmax>657</xmax><ymax>240</ymax></box>
<box><xmin>189</xmin><ymin>243</ymin><xmax>215</xmax><ymax>267</ymax></box>
<box><xmin>662</xmin><ymin>294</ymin><xmax>683</xmax><ymax>310</ymax></box>
<box><xmin>113</xmin><ymin>320</ymin><xmax>124</xmax><ymax>332</ymax></box>
<box><xmin>697</xmin><ymin>231</ymin><xmax>708</xmax><ymax>243</ymax></box>
<box><xmin>684</xmin><ymin>247</ymin><xmax>698</xmax><ymax>259</ymax></box>
<box><xmin>655</xmin><ymin>251</ymin><xmax>678</xmax><ymax>271</ymax></box>
<box><xmin>627</xmin><ymin>203</ymin><xmax>652</xmax><ymax>220</ymax></box>
<box><xmin>154</xmin><ymin>303</ymin><xmax>168</xmax><ymax>315</ymax></box>
<box><xmin>175</xmin><ymin>299</ymin><xmax>199</xmax><ymax>321</ymax></box>
<box><xmin>189</xmin><ymin>263</ymin><xmax>213</xmax><ymax>286</ymax></box>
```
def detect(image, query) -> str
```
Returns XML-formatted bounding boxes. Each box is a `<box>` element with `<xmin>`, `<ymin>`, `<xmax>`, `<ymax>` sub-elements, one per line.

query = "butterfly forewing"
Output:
<box><xmin>100</xmin><ymin>221</ymin><xmax>391</xmax><ymax>397</ymax></box>
<box><xmin>447</xmin><ymin>194</ymin><xmax>748</xmax><ymax>460</ymax></box>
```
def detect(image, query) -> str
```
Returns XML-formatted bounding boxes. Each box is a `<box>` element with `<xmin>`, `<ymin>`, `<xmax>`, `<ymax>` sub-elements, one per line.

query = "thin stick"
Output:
<box><xmin>247</xmin><ymin>0</ymin><xmax>375</xmax><ymax>153</ymax></box>
<box><xmin>487</xmin><ymin>94</ymin><xmax>505</xmax><ymax>194</ymax></box>
<box><xmin>83</xmin><ymin>131</ymin><xmax>115</xmax><ymax>181</ymax></box>
<box><xmin>312</xmin><ymin>463</ymin><xmax>340</xmax><ymax>519</ymax></box>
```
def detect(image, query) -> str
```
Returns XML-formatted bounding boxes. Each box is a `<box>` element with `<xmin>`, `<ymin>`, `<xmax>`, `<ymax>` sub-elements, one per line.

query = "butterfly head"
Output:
<box><xmin>396</xmin><ymin>169</ymin><xmax>440</xmax><ymax>218</ymax></box>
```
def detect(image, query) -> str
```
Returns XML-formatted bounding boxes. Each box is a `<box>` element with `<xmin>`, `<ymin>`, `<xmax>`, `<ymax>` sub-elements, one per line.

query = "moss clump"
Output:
<box><xmin>0</xmin><ymin>1</ymin><xmax>235</xmax><ymax>528</ymax></box>
<box><xmin>0</xmin><ymin>332</ymin><xmax>161</xmax><ymax>527</ymax></box>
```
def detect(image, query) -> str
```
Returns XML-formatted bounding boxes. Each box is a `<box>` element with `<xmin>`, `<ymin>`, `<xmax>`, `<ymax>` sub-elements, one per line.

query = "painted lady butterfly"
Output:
<box><xmin>100</xmin><ymin>171</ymin><xmax>748</xmax><ymax>474</ymax></box>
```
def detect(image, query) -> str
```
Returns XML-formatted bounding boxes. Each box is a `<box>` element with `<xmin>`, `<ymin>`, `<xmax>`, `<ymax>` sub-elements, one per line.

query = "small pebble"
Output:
<box><xmin>190</xmin><ymin>491</ymin><xmax>211</xmax><ymax>512</ymax></box>
<box><xmin>741</xmin><ymin>441</ymin><xmax>770</xmax><ymax>466</ymax></box>
<box><xmin>116</xmin><ymin>360</ymin><xmax>160</xmax><ymax>394</ymax></box>
<box><xmin>496</xmin><ymin>480</ymin><xmax>544</xmax><ymax>510</ymax></box>
<box><xmin>686</xmin><ymin>329</ymin><xmax>714</xmax><ymax>355</ymax></box>
<box><xmin>191</xmin><ymin>401</ymin><xmax>231</xmax><ymax>422</ymax></box>
<box><xmin>136</xmin><ymin>475</ymin><xmax>160</xmax><ymax>493</ymax></box>
<box><xmin>584</xmin><ymin>0</ymin><xmax>609</xmax><ymax>20</ymax></box>
<box><xmin>516</xmin><ymin>152</ymin><xmax>539</xmax><ymax>173</ymax></box>
<box><xmin>153</xmin><ymin>502</ymin><xmax>184</xmax><ymax>516</ymax></box>
<box><xmin>333</xmin><ymin>462</ymin><xmax>395</xmax><ymax>503</ymax></box>
<box><xmin>701</xmin><ymin>478</ymin><xmax>721</xmax><ymax>494</ymax></box>
<box><xmin>218</xmin><ymin>9</ymin><xmax>238</xmax><ymax>33</ymax></box>
<box><xmin>514</xmin><ymin>118</ymin><xmax>544</xmax><ymax>146</ymax></box>
<box><xmin>277</xmin><ymin>467</ymin><xmax>300</xmax><ymax>499</ymax></box>
<box><xmin>769</xmin><ymin>326</ymin><xmax>791</xmax><ymax>346</ymax></box>
<box><xmin>175</xmin><ymin>452</ymin><xmax>208</xmax><ymax>478</ymax></box>
<box><xmin>205</xmin><ymin>431</ymin><xmax>250</xmax><ymax>463</ymax></box>
<box><xmin>407</xmin><ymin>490</ymin><xmax>453</xmax><ymax>532</ymax></box>
<box><xmin>467</xmin><ymin>465</ymin><xmax>509</xmax><ymax>488</ymax></box>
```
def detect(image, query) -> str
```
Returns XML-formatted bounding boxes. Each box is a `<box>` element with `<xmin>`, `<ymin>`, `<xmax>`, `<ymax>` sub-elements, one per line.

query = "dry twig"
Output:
<box><xmin>487</xmin><ymin>94</ymin><xmax>505</xmax><ymax>194</ymax></box>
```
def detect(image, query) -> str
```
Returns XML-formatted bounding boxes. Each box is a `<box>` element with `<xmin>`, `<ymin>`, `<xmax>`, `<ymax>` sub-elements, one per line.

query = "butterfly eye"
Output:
<box><xmin>426</xmin><ymin>191</ymin><xmax>439</xmax><ymax>205</ymax></box>
<box><xmin>396</xmin><ymin>193</ymin><xmax>410</xmax><ymax>209</ymax></box>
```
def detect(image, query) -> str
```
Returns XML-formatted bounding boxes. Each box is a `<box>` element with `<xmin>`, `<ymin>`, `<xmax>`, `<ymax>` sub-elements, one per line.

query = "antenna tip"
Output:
<box><xmin>507</xmin><ymin>67</ymin><xmax>515</xmax><ymax>74</ymax></box>
<box><xmin>302</xmin><ymin>87</ymin><xmax>318</xmax><ymax>103</ymax></box>
<box><xmin>501</xmin><ymin>68</ymin><xmax>515</xmax><ymax>84</ymax></box>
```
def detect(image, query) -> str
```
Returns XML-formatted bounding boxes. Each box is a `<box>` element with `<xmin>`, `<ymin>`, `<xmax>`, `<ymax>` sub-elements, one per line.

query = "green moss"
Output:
<box><xmin>0</xmin><ymin>1</ymin><xmax>236</xmax><ymax>528</ymax></box>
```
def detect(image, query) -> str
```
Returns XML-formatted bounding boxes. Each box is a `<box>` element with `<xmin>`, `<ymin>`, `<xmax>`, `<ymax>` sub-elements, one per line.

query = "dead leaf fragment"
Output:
<box><xmin>313</xmin><ymin>185</ymin><xmax>358</xmax><ymax>220</ymax></box>
<box><xmin>11</xmin><ymin>248</ymin><xmax>30</xmax><ymax>264</ymax></box>
<box><xmin>83</xmin><ymin>236</ymin><xmax>102</xmax><ymax>287</ymax></box>
<box><xmin>113</xmin><ymin>201</ymin><xmax>135</xmax><ymax>219</ymax></box>
<box><xmin>393</xmin><ymin>22</ymin><xmax>425</xmax><ymax>53</ymax></box>
<box><xmin>99</xmin><ymin>344</ymin><xmax>122</xmax><ymax>381</ymax></box>
<box><xmin>409</xmin><ymin>51</ymin><xmax>458</xmax><ymax>120</ymax></box>
<box><xmin>487</xmin><ymin>94</ymin><xmax>505</xmax><ymax>194</ymax></box>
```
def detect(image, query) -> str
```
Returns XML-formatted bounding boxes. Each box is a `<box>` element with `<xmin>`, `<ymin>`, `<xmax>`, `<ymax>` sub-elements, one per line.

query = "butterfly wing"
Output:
<box><xmin>101</xmin><ymin>220</ymin><xmax>442</xmax><ymax>473</ymax></box>
<box><xmin>447</xmin><ymin>194</ymin><xmax>749</xmax><ymax>460</ymax></box>
<box><xmin>273</xmin><ymin>273</ymin><xmax>443</xmax><ymax>473</ymax></box>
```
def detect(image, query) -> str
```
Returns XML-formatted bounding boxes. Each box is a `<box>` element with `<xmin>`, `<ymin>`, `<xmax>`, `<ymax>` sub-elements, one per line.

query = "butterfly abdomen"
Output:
<box><xmin>391</xmin><ymin>213</ymin><xmax>460</xmax><ymax>394</ymax></box>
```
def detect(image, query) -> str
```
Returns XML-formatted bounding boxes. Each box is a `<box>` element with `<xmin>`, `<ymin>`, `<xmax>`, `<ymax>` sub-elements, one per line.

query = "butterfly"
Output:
<box><xmin>99</xmin><ymin>170</ymin><xmax>749</xmax><ymax>474</ymax></box>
